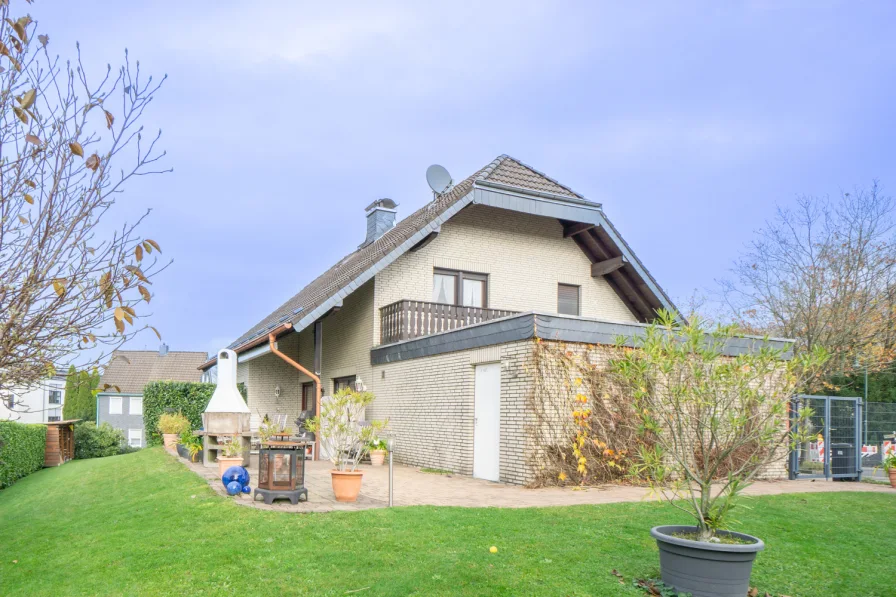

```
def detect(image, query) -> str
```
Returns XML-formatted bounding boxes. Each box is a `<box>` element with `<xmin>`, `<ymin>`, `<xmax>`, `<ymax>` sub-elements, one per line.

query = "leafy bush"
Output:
<box><xmin>611</xmin><ymin>310</ymin><xmax>827</xmax><ymax>541</ymax></box>
<box><xmin>157</xmin><ymin>412</ymin><xmax>190</xmax><ymax>435</ymax></box>
<box><xmin>0</xmin><ymin>421</ymin><xmax>47</xmax><ymax>488</ymax></box>
<box><xmin>74</xmin><ymin>422</ymin><xmax>126</xmax><ymax>459</ymax></box>
<box><xmin>143</xmin><ymin>381</ymin><xmax>246</xmax><ymax>446</ymax></box>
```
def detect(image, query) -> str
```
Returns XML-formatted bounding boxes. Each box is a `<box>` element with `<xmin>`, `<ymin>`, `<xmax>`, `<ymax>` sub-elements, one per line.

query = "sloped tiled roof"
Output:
<box><xmin>223</xmin><ymin>154</ymin><xmax>665</xmax><ymax>355</ymax></box>
<box><xmin>483</xmin><ymin>156</ymin><xmax>584</xmax><ymax>199</ymax></box>
<box><xmin>99</xmin><ymin>350</ymin><xmax>207</xmax><ymax>394</ymax></box>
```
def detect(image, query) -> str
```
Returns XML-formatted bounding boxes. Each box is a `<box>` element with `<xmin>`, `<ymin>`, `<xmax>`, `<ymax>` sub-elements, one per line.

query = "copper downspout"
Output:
<box><xmin>269</xmin><ymin>330</ymin><xmax>322</xmax><ymax>461</ymax></box>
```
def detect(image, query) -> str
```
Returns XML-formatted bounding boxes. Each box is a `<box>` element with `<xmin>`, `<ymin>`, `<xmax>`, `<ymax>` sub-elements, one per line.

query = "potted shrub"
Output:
<box><xmin>610</xmin><ymin>311</ymin><xmax>827</xmax><ymax>597</ymax></box>
<box><xmin>176</xmin><ymin>429</ymin><xmax>204</xmax><ymax>463</ymax></box>
<box><xmin>305</xmin><ymin>388</ymin><xmax>386</xmax><ymax>502</ymax></box>
<box><xmin>368</xmin><ymin>439</ymin><xmax>388</xmax><ymax>466</ymax></box>
<box><xmin>216</xmin><ymin>435</ymin><xmax>245</xmax><ymax>476</ymax></box>
<box><xmin>158</xmin><ymin>413</ymin><xmax>190</xmax><ymax>452</ymax></box>
<box><xmin>882</xmin><ymin>453</ymin><xmax>896</xmax><ymax>488</ymax></box>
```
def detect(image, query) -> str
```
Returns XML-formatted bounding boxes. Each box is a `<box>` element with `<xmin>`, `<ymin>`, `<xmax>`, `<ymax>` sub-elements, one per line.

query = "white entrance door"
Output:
<box><xmin>473</xmin><ymin>363</ymin><xmax>501</xmax><ymax>481</ymax></box>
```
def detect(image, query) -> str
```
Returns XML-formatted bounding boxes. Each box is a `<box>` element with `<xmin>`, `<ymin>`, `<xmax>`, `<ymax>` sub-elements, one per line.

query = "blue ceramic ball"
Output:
<box><xmin>225</xmin><ymin>480</ymin><xmax>242</xmax><ymax>496</ymax></box>
<box><xmin>221</xmin><ymin>465</ymin><xmax>250</xmax><ymax>487</ymax></box>
<box><xmin>241</xmin><ymin>485</ymin><xmax>251</xmax><ymax>494</ymax></box>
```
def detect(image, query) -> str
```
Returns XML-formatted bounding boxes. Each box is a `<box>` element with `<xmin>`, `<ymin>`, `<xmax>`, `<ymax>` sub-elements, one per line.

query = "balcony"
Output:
<box><xmin>379</xmin><ymin>299</ymin><xmax>520</xmax><ymax>345</ymax></box>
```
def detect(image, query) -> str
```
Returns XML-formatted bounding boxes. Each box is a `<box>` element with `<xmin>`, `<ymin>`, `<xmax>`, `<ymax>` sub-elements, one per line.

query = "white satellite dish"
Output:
<box><xmin>426</xmin><ymin>164</ymin><xmax>453</xmax><ymax>195</ymax></box>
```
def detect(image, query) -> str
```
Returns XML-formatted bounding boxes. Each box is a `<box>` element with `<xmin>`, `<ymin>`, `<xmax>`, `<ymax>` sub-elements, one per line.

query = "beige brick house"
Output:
<box><xmin>200</xmin><ymin>155</ymin><xmax>793</xmax><ymax>485</ymax></box>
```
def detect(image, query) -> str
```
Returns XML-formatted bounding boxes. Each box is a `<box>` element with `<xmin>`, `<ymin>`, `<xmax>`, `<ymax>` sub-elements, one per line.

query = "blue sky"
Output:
<box><xmin>30</xmin><ymin>1</ymin><xmax>896</xmax><ymax>356</ymax></box>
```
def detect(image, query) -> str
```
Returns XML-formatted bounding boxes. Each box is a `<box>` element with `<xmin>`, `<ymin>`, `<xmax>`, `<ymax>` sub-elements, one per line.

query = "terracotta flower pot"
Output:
<box><xmin>369</xmin><ymin>449</ymin><xmax>386</xmax><ymax>466</ymax></box>
<box><xmin>889</xmin><ymin>468</ymin><xmax>896</xmax><ymax>489</ymax></box>
<box><xmin>163</xmin><ymin>434</ymin><xmax>178</xmax><ymax>451</ymax></box>
<box><xmin>331</xmin><ymin>470</ymin><xmax>364</xmax><ymax>502</ymax></box>
<box><xmin>218</xmin><ymin>456</ymin><xmax>244</xmax><ymax>477</ymax></box>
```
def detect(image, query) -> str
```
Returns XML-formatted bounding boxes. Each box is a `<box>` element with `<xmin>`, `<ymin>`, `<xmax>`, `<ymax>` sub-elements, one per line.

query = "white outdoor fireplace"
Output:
<box><xmin>202</xmin><ymin>349</ymin><xmax>251</xmax><ymax>467</ymax></box>
<box><xmin>203</xmin><ymin>349</ymin><xmax>250</xmax><ymax>433</ymax></box>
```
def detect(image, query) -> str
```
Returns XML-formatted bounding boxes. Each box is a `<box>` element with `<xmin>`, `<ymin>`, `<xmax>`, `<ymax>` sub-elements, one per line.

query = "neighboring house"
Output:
<box><xmin>97</xmin><ymin>345</ymin><xmax>207</xmax><ymax>448</ymax></box>
<box><xmin>199</xmin><ymin>155</ymin><xmax>793</xmax><ymax>485</ymax></box>
<box><xmin>0</xmin><ymin>375</ymin><xmax>66</xmax><ymax>423</ymax></box>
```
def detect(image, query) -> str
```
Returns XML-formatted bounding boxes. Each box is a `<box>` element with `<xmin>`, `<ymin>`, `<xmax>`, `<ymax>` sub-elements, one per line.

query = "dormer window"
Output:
<box><xmin>432</xmin><ymin>268</ymin><xmax>488</xmax><ymax>308</ymax></box>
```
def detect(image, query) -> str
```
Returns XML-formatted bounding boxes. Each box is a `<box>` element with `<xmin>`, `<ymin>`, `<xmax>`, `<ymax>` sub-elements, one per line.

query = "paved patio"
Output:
<box><xmin>179</xmin><ymin>452</ymin><xmax>894</xmax><ymax>513</ymax></box>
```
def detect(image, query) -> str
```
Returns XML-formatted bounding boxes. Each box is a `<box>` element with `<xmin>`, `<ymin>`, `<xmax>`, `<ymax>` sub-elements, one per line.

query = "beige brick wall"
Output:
<box><xmin>372</xmin><ymin>204</ymin><xmax>637</xmax><ymax>344</ymax></box>
<box><xmin>367</xmin><ymin>339</ymin><xmax>534</xmax><ymax>483</ymax></box>
<box><xmin>237</xmin><ymin>280</ymin><xmax>376</xmax><ymax>426</ymax></box>
<box><xmin>237</xmin><ymin>332</ymin><xmax>303</xmax><ymax>430</ymax></box>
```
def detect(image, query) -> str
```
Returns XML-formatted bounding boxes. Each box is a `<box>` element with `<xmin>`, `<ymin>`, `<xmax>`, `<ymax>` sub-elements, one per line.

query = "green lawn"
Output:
<box><xmin>1</xmin><ymin>448</ymin><xmax>894</xmax><ymax>596</ymax></box>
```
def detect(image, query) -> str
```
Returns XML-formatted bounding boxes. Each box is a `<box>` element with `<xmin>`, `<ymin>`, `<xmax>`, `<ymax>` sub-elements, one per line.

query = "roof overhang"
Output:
<box><xmin>470</xmin><ymin>182</ymin><xmax>678</xmax><ymax>321</ymax></box>
<box><xmin>199</xmin><ymin>322</ymin><xmax>293</xmax><ymax>370</ymax></box>
<box><xmin>371</xmin><ymin>312</ymin><xmax>794</xmax><ymax>365</ymax></box>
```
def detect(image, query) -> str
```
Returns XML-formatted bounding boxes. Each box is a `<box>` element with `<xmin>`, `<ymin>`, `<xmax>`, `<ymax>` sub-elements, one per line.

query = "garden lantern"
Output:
<box><xmin>254</xmin><ymin>441</ymin><xmax>308</xmax><ymax>505</ymax></box>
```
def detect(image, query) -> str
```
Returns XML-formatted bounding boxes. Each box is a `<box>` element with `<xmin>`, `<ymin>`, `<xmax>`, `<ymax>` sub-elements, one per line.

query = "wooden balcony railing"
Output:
<box><xmin>379</xmin><ymin>300</ymin><xmax>520</xmax><ymax>345</ymax></box>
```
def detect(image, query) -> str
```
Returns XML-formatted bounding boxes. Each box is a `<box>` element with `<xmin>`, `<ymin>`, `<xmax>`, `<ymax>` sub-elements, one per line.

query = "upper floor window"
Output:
<box><xmin>432</xmin><ymin>268</ymin><xmax>488</xmax><ymax>308</ymax></box>
<box><xmin>558</xmin><ymin>283</ymin><xmax>581</xmax><ymax>316</ymax></box>
<box><xmin>49</xmin><ymin>390</ymin><xmax>62</xmax><ymax>404</ymax></box>
<box><xmin>109</xmin><ymin>396</ymin><xmax>122</xmax><ymax>415</ymax></box>
<box><xmin>130</xmin><ymin>397</ymin><xmax>143</xmax><ymax>416</ymax></box>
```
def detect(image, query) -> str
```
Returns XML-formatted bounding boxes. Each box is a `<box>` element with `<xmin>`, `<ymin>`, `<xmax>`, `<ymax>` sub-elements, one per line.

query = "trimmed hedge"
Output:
<box><xmin>143</xmin><ymin>381</ymin><xmax>247</xmax><ymax>446</ymax></box>
<box><xmin>0</xmin><ymin>421</ymin><xmax>47</xmax><ymax>489</ymax></box>
<box><xmin>74</xmin><ymin>422</ymin><xmax>128</xmax><ymax>459</ymax></box>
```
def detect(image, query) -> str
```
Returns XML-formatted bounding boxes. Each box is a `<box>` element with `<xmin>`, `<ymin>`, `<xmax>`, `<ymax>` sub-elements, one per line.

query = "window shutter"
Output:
<box><xmin>558</xmin><ymin>284</ymin><xmax>580</xmax><ymax>316</ymax></box>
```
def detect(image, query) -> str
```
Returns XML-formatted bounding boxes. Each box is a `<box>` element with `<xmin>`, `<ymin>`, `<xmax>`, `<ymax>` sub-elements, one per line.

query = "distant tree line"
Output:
<box><xmin>62</xmin><ymin>365</ymin><xmax>100</xmax><ymax>421</ymax></box>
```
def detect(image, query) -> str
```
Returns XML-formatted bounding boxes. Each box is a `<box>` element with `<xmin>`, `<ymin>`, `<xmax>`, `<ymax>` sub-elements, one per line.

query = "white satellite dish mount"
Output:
<box><xmin>426</xmin><ymin>164</ymin><xmax>453</xmax><ymax>197</ymax></box>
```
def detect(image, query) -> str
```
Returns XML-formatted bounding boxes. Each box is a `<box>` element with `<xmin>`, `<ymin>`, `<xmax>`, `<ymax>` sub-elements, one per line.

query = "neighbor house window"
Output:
<box><xmin>109</xmin><ymin>397</ymin><xmax>122</xmax><ymax>415</ymax></box>
<box><xmin>48</xmin><ymin>408</ymin><xmax>61</xmax><ymax>422</ymax></box>
<box><xmin>432</xmin><ymin>268</ymin><xmax>488</xmax><ymax>308</ymax></box>
<box><xmin>49</xmin><ymin>390</ymin><xmax>61</xmax><ymax>404</ymax></box>
<box><xmin>128</xmin><ymin>428</ymin><xmax>143</xmax><ymax>448</ymax></box>
<box><xmin>301</xmin><ymin>382</ymin><xmax>315</xmax><ymax>412</ymax></box>
<box><xmin>130</xmin><ymin>397</ymin><xmax>143</xmax><ymax>416</ymax></box>
<box><xmin>558</xmin><ymin>283</ymin><xmax>581</xmax><ymax>316</ymax></box>
<box><xmin>333</xmin><ymin>376</ymin><xmax>356</xmax><ymax>394</ymax></box>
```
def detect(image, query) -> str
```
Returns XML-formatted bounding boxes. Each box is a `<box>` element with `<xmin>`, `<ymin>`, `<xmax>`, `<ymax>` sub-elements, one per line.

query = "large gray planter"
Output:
<box><xmin>650</xmin><ymin>525</ymin><xmax>765</xmax><ymax>597</ymax></box>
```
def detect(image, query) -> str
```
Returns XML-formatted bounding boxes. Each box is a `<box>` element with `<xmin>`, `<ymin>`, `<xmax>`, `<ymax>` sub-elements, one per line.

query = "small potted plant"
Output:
<box><xmin>216</xmin><ymin>435</ymin><xmax>245</xmax><ymax>476</ymax></box>
<box><xmin>158</xmin><ymin>412</ymin><xmax>190</xmax><ymax>452</ymax></box>
<box><xmin>305</xmin><ymin>388</ymin><xmax>386</xmax><ymax>502</ymax></box>
<box><xmin>611</xmin><ymin>311</ymin><xmax>827</xmax><ymax>597</ymax></box>
<box><xmin>367</xmin><ymin>438</ymin><xmax>388</xmax><ymax>466</ymax></box>
<box><xmin>882</xmin><ymin>453</ymin><xmax>896</xmax><ymax>488</ymax></box>
<box><xmin>258</xmin><ymin>413</ymin><xmax>292</xmax><ymax>445</ymax></box>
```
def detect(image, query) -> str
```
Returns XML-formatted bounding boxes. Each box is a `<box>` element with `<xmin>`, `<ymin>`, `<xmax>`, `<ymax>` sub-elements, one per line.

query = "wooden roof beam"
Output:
<box><xmin>563</xmin><ymin>222</ymin><xmax>596</xmax><ymax>238</ymax></box>
<box><xmin>575</xmin><ymin>232</ymin><xmax>654</xmax><ymax>321</ymax></box>
<box><xmin>591</xmin><ymin>255</ymin><xmax>627</xmax><ymax>277</ymax></box>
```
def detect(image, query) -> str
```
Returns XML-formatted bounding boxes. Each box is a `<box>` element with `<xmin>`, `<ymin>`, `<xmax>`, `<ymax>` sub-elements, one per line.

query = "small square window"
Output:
<box><xmin>109</xmin><ymin>397</ymin><xmax>122</xmax><ymax>415</ymax></box>
<box><xmin>129</xmin><ymin>397</ymin><xmax>143</xmax><ymax>416</ymax></box>
<box><xmin>49</xmin><ymin>390</ymin><xmax>62</xmax><ymax>404</ymax></box>
<box><xmin>558</xmin><ymin>284</ymin><xmax>581</xmax><ymax>316</ymax></box>
<box><xmin>128</xmin><ymin>428</ymin><xmax>143</xmax><ymax>448</ymax></box>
